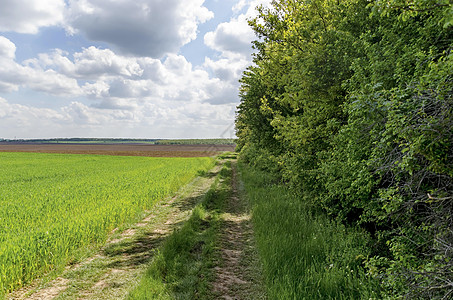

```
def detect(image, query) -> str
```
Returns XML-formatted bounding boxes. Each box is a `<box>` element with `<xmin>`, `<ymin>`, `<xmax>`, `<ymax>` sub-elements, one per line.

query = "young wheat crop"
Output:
<box><xmin>0</xmin><ymin>152</ymin><xmax>214</xmax><ymax>295</ymax></box>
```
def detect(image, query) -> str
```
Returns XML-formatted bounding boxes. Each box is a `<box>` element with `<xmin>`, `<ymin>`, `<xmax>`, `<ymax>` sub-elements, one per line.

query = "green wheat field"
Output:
<box><xmin>0</xmin><ymin>152</ymin><xmax>214</xmax><ymax>294</ymax></box>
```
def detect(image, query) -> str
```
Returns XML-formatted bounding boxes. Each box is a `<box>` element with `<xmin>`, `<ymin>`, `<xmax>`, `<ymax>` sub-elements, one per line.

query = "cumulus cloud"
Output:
<box><xmin>30</xmin><ymin>47</ymin><xmax>143</xmax><ymax>79</ymax></box>
<box><xmin>0</xmin><ymin>0</ymin><xmax>214</xmax><ymax>58</ymax></box>
<box><xmin>0</xmin><ymin>95</ymin><xmax>235</xmax><ymax>139</ymax></box>
<box><xmin>203</xmin><ymin>57</ymin><xmax>249</xmax><ymax>82</ymax></box>
<box><xmin>65</xmin><ymin>0</ymin><xmax>213</xmax><ymax>57</ymax></box>
<box><xmin>0</xmin><ymin>1</ymin><xmax>268</xmax><ymax>139</ymax></box>
<box><xmin>0</xmin><ymin>36</ymin><xmax>16</xmax><ymax>59</ymax></box>
<box><xmin>0</xmin><ymin>97</ymin><xmax>68</xmax><ymax>134</ymax></box>
<box><xmin>203</xmin><ymin>79</ymin><xmax>238</xmax><ymax>105</ymax></box>
<box><xmin>0</xmin><ymin>61</ymin><xmax>81</xmax><ymax>96</ymax></box>
<box><xmin>204</xmin><ymin>0</ymin><xmax>270</xmax><ymax>59</ymax></box>
<box><xmin>0</xmin><ymin>36</ymin><xmax>82</xmax><ymax>95</ymax></box>
<box><xmin>107</xmin><ymin>79</ymin><xmax>150</xmax><ymax>100</ymax></box>
<box><xmin>204</xmin><ymin>14</ymin><xmax>254</xmax><ymax>58</ymax></box>
<box><xmin>232</xmin><ymin>0</ymin><xmax>248</xmax><ymax>13</ymax></box>
<box><xmin>200</xmin><ymin>0</ymin><xmax>272</xmax><ymax>105</ymax></box>
<box><xmin>0</xmin><ymin>0</ymin><xmax>65</xmax><ymax>34</ymax></box>
<box><xmin>27</xmin><ymin>70</ymin><xmax>81</xmax><ymax>96</ymax></box>
<box><xmin>19</xmin><ymin>44</ymin><xmax>240</xmax><ymax>105</ymax></box>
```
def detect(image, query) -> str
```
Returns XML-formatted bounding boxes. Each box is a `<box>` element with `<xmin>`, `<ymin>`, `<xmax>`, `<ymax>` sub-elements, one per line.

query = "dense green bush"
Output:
<box><xmin>236</xmin><ymin>0</ymin><xmax>452</xmax><ymax>297</ymax></box>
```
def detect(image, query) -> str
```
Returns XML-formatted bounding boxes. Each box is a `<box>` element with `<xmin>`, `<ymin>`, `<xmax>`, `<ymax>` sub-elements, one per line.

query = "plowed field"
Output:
<box><xmin>0</xmin><ymin>143</ymin><xmax>235</xmax><ymax>157</ymax></box>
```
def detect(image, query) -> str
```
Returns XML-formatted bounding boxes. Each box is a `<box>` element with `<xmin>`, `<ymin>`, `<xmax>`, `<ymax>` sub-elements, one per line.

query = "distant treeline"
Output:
<box><xmin>236</xmin><ymin>0</ymin><xmax>452</xmax><ymax>298</ymax></box>
<box><xmin>0</xmin><ymin>138</ymin><xmax>236</xmax><ymax>145</ymax></box>
<box><xmin>155</xmin><ymin>139</ymin><xmax>236</xmax><ymax>145</ymax></box>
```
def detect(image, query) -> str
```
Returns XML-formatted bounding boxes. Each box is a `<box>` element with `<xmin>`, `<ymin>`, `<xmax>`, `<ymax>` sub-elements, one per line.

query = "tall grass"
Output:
<box><xmin>0</xmin><ymin>152</ymin><xmax>214</xmax><ymax>295</ymax></box>
<box><xmin>239</xmin><ymin>161</ymin><xmax>381</xmax><ymax>299</ymax></box>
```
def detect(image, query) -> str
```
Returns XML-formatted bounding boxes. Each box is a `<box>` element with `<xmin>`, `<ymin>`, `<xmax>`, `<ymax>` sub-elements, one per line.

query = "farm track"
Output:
<box><xmin>212</xmin><ymin>162</ymin><xmax>266</xmax><ymax>300</ymax></box>
<box><xmin>8</xmin><ymin>159</ymin><xmax>265</xmax><ymax>299</ymax></box>
<box><xmin>8</xmin><ymin>164</ymin><xmax>223</xmax><ymax>300</ymax></box>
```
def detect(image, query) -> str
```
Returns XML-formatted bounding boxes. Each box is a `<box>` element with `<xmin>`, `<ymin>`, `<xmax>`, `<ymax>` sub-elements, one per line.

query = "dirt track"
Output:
<box><xmin>213</xmin><ymin>162</ymin><xmax>266</xmax><ymax>299</ymax></box>
<box><xmin>6</xmin><ymin>158</ymin><xmax>266</xmax><ymax>299</ymax></box>
<box><xmin>0</xmin><ymin>143</ymin><xmax>235</xmax><ymax>157</ymax></box>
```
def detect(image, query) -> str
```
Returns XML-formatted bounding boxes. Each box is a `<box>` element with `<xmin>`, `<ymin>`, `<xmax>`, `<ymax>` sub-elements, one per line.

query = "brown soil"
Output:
<box><xmin>212</xmin><ymin>162</ymin><xmax>266</xmax><ymax>299</ymax></box>
<box><xmin>19</xmin><ymin>278</ymin><xmax>69</xmax><ymax>300</ymax></box>
<box><xmin>0</xmin><ymin>143</ymin><xmax>235</xmax><ymax>157</ymax></box>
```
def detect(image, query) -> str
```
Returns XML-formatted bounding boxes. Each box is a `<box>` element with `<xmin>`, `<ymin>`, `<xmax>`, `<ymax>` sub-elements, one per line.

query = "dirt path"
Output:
<box><xmin>212</xmin><ymin>162</ymin><xmax>266</xmax><ymax>299</ymax></box>
<box><xmin>8</xmin><ymin>164</ymin><xmax>223</xmax><ymax>300</ymax></box>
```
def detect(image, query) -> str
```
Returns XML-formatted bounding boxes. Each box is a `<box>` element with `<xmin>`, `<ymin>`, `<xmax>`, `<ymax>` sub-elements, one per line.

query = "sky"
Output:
<box><xmin>0</xmin><ymin>0</ymin><xmax>271</xmax><ymax>139</ymax></box>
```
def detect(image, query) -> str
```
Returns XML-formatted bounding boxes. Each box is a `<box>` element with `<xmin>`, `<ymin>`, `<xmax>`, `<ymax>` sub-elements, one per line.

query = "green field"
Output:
<box><xmin>0</xmin><ymin>152</ymin><xmax>214</xmax><ymax>295</ymax></box>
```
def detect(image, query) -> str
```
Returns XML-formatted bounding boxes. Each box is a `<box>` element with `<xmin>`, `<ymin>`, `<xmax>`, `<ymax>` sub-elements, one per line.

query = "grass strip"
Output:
<box><xmin>127</xmin><ymin>162</ymin><xmax>232</xmax><ymax>299</ymax></box>
<box><xmin>238</xmin><ymin>161</ymin><xmax>382</xmax><ymax>299</ymax></box>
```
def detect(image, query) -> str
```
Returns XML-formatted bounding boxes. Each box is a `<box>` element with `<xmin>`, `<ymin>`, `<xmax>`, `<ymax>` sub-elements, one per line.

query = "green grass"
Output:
<box><xmin>238</xmin><ymin>161</ymin><xmax>382</xmax><ymax>299</ymax></box>
<box><xmin>0</xmin><ymin>152</ymin><xmax>214</xmax><ymax>295</ymax></box>
<box><xmin>127</xmin><ymin>163</ymin><xmax>231</xmax><ymax>300</ymax></box>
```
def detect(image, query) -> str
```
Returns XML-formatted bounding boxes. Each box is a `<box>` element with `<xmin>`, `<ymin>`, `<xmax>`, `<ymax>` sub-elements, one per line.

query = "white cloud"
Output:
<box><xmin>199</xmin><ymin>0</ymin><xmax>272</xmax><ymax>105</ymax></box>
<box><xmin>65</xmin><ymin>0</ymin><xmax>213</xmax><ymax>57</ymax></box>
<box><xmin>0</xmin><ymin>95</ymin><xmax>235</xmax><ymax>139</ymax></box>
<box><xmin>106</xmin><ymin>79</ymin><xmax>150</xmax><ymax>100</ymax></box>
<box><xmin>20</xmin><ymin>45</ymin><xmax>240</xmax><ymax>106</ymax></box>
<box><xmin>82</xmin><ymin>80</ymin><xmax>110</xmax><ymax>98</ymax></box>
<box><xmin>203</xmin><ymin>57</ymin><xmax>249</xmax><ymax>82</ymax></box>
<box><xmin>30</xmin><ymin>47</ymin><xmax>143</xmax><ymax>79</ymax></box>
<box><xmin>232</xmin><ymin>0</ymin><xmax>248</xmax><ymax>13</ymax></box>
<box><xmin>0</xmin><ymin>0</ymin><xmax>65</xmax><ymax>34</ymax></box>
<box><xmin>0</xmin><ymin>36</ymin><xmax>82</xmax><ymax>96</ymax></box>
<box><xmin>204</xmin><ymin>0</ymin><xmax>271</xmax><ymax>59</ymax></box>
<box><xmin>0</xmin><ymin>97</ymin><xmax>69</xmax><ymax>134</ymax></box>
<box><xmin>0</xmin><ymin>60</ymin><xmax>81</xmax><ymax>96</ymax></box>
<box><xmin>204</xmin><ymin>14</ymin><xmax>254</xmax><ymax>59</ymax></box>
<box><xmin>203</xmin><ymin>79</ymin><xmax>238</xmax><ymax>105</ymax></box>
<box><xmin>27</xmin><ymin>69</ymin><xmax>81</xmax><ymax>96</ymax></box>
<box><xmin>0</xmin><ymin>36</ymin><xmax>16</xmax><ymax>59</ymax></box>
<box><xmin>0</xmin><ymin>0</ymin><xmax>260</xmax><ymax>139</ymax></box>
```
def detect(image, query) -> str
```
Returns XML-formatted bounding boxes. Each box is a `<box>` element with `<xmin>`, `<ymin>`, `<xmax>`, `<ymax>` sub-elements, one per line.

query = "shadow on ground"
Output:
<box><xmin>101</xmin><ymin>166</ymin><xmax>223</xmax><ymax>270</ymax></box>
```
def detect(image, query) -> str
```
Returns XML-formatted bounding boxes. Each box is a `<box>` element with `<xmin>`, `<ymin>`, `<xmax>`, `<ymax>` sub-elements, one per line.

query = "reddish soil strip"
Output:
<box><xmin>0</xmin><ymin>143</ymin><xmax>235</xmax><ymax>157</ymax></box>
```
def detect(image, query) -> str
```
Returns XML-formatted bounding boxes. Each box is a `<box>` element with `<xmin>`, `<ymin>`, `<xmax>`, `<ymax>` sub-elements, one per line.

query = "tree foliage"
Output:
<box><xmin>236</xmin><ymin>0</ymin><xmax>453</xmax><ymax>297</ymax></box>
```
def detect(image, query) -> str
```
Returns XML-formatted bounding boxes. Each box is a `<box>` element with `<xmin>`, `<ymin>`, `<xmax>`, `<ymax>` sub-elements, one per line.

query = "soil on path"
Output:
<box><xmin>212</xmin><ymin>162</ymin><xmax>266</xmax><ymax>299</ymax></box>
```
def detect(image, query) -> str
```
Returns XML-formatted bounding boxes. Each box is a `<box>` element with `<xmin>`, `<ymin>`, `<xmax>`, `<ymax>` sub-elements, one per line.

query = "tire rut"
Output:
<box><xmin>212</xmin><ymin>162</ymin><xmax>266</xmax><ymax>300</ymax></box>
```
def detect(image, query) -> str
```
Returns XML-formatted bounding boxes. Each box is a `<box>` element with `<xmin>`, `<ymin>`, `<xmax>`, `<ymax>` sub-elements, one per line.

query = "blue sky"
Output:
<box><xmin>0</xmin><ymin>0</ymin><xmax>270</xmax><ymax>139</ymax></box>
